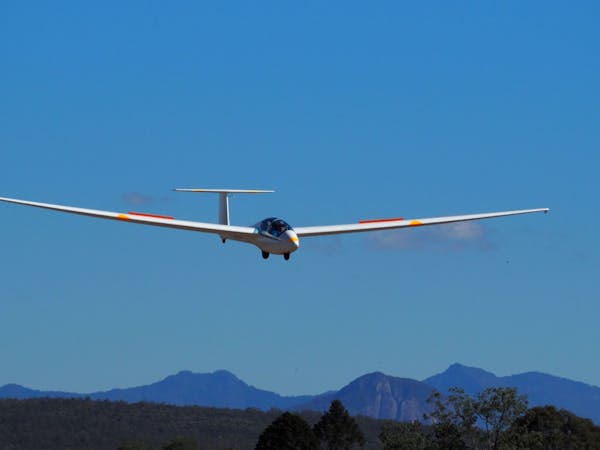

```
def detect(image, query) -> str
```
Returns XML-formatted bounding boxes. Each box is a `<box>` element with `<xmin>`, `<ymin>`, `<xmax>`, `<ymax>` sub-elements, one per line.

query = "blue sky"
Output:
<box><xmin>1</xmin><ymin>1</ymin><xmax>598</xmax><ymax>396</ymax></box>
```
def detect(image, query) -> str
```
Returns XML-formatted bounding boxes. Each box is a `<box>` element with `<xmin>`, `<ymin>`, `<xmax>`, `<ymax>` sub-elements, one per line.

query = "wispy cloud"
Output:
<box><xmin>366</xmin><ymin>222</ymin><xmax>493</xmax><ymax>252</ymax></box>
<box><xmin>122</xmin><ymin>192</ymin><xmax>155</xmax><ymax>206</ymax></box>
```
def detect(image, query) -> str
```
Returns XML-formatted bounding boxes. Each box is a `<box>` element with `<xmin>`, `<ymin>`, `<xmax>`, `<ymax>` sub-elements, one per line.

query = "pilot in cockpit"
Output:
<box><xmin>275</xmin><ymin>222</ymin><xmax>285</xmax><ymax>235</ymax></box>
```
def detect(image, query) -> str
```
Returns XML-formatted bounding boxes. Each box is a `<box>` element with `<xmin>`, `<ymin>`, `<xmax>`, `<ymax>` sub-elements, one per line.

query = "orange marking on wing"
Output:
<box><xmin>359</xmin><ymin>217</ymin><xmax>404</xmax><ymax>224</ymax></box>
<box><xmin>117</xmin><ymin>214</ymin><xmax>130</xmax><ymax>221</ymax></box>
<box><xmin>128</xmin><ymin>211</ymin><xmax>174</xmax><ymax>220</ymax></box>
<box><xmin>409</xmin><ymin>220</ymin><xmax>423</xmax><ymax>226</ymax></box>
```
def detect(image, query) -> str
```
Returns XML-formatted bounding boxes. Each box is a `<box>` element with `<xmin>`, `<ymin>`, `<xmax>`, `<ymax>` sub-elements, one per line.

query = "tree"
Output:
<box><xmin>255</xmin><ymin>412</ymin><xmax>320</xmax><ymax>450</ymax></box>
<box><xmin>313</xmin><ymin>400</ymin><xmax>366</xmax><ymax>450</ymax></box>
<box><xmin>508</xmin><ymin>405</ymin><xmax>600</xmax><ymax>449</ymax></box>
<box><xmin>475</xmin><ymin>387</ymin><xmax>527</xmax><ymax>450</ymax></box>
<box><xmin>426</xmin><ymin>386</ymin><xmax>528</xmax><ymax>450</ymax></box>
<box><xmin>425</xmin><ymin>389</ymin><xmax>471</xmax><ymax>449</ymax></box>
<box><xmin>379</xmin><ymin>421</ymin><xmax>430</xmax><ymax>450</ymax></box>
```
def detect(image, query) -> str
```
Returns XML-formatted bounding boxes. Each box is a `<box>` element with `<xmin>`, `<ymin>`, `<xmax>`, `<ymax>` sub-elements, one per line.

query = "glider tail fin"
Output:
<box><xmin>173</xmin><ymin>188</ymin><xmax>274</xmax><ymax>225</ymax></box>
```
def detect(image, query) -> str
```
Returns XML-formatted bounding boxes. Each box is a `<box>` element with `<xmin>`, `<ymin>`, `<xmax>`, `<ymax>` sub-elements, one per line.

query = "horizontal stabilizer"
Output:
<box><xmin>174</xmin><ymin>188</ymin><xmax>274</xmax><ymax>194</ymax></box>
<box><xmin>173</xmin><ymin>188</ymin><xmax>273</xmax><ymax>226</ymax></box>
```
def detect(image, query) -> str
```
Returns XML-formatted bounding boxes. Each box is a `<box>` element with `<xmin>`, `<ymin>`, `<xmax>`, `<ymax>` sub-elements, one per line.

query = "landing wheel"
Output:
<box><xmin>284</xmin><ymin>253</ymin><xmax>290</xmax><ymax>261</ymax></box>
<box><xmin>262</xmin><ymin>251</ymin><xmax>270</xmax><ymax>259</ymax></box>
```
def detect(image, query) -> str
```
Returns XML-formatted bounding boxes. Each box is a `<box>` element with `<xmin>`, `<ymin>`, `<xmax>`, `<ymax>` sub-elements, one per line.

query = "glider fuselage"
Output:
<box><xmin>248</xmin><ymin>217</ymin><xmax>299</xmax><ymax>257</ymax></box>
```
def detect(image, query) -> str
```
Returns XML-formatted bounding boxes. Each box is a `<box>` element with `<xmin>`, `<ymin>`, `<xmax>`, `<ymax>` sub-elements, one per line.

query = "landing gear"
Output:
<box><xmin>261</xmin><ymin>251</ymin><xmax>291</xmax><ymax>260</ymax></box>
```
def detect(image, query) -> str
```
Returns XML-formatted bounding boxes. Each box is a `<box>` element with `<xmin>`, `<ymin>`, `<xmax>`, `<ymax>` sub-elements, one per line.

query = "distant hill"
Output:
<box><xmin>88</xmin><ymin>370</ymin><xmax>314</xmax><ymax>410</ymax></box>
<box><xmin>0</xmin><ymin>370</ymin><xmax>312</xmax><ymax>411</ymax></box>
<box><xmin>0</xmin><ymin>383</ymin><xmax>82</xmax><ymax>400</ymax></box>
<box><xmin>2</xmin><ymin>363</ymin><xmax>600</xmax><ymax>424</ymax></box>
<box><xmin>424</xmin><ymin>363</ymin><xmax>600</xmax><ymax>424</ymax></box>
<box><xmin>295</xmin><ymin>372</ymin><xmax>433</xmax><ymax>421</ymax></box>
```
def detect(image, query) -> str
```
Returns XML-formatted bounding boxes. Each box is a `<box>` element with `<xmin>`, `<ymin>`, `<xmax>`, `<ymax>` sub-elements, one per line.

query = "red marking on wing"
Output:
<box><xmin>359</xmin><ymin>217</ymin><xmax>404</xmax><ymax>224</ymax></box>
<box><xmin>128</xmin><ymin>211</ymin><xmax>174</xmax><ymax>220</ymax></box>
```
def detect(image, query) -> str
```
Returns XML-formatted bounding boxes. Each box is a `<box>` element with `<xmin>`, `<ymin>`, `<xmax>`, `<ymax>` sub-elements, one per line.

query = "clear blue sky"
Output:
<box><xmin>1</xmin><ymin>1</ymin><xmax>598</xmax><ymax>396</ymax></box>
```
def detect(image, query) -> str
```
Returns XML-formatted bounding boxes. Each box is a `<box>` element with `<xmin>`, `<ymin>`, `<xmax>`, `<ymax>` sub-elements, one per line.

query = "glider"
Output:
<box><xmin>0</xmin><ymin>189</ymin><xmax>549</xmax><ymax>260</ymax></box>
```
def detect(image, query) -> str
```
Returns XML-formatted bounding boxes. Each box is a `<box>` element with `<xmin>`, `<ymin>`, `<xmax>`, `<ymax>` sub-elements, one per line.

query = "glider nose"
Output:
<box><xmin>288</xmin><ymin>231</ymin><xmax>300</xmax><ymax>250</ymax></box>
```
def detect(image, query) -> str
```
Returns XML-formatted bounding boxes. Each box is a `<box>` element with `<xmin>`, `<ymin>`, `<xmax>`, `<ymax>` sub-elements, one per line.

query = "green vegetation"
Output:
<box><xmin>255</xmin><ymin>400</ymin><xmax>365</xmax><ymax>450</ymax></box>
<box><xmin>1</xmin><ymin>388</ymin><xmax>600</xmax><ymax>450</ymax></box>
<box><xmin>0</xmin><ymin>398</ymin><xmax>381</xmax><ymax>450</ymax></box>
<box><xmin>314</xmin><ymin>400</ymin><xmax>365</xmax><ymax>450</ymax></box>
<box><xmin>509</xmin><ymin>405</ymin><xmax>600</xmax><ymax>449</ymax></box>
<box><xmin>255</xmin><ymin>412</ymin><xmax>319</xmax><ymax>450</ymax></box>
<box><xmin>378</xmin><ymin>387</ymin><xmax>600</xmax><ymax>450</ymax></box>
<box><xmin>0</xmin><ymin>398</ymin><xmax>282</xmax><ymax>450</ymax></box>
<box><xmin>379</xmin><ymin>421</ymin><xmax>431</xmax><ymax>450</ymax></box>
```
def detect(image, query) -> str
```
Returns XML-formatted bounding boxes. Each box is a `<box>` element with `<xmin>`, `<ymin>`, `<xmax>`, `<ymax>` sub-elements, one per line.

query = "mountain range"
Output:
<box><xmin>2</xmin><ymin>363</ymin><xmax>600</xmax><ymax>424</ymax></box>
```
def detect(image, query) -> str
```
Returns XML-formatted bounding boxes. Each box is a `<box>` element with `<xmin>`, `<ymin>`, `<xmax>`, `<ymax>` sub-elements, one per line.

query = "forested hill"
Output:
<box><xmin>0</xmin><ymin>398</ymin><xmax>384</xmax><ymax>450</ymax></box>
<box><xmin>424</xmin><ymin>363</ymin><xmax>600</xmax><ymax>424</ymax></box>
<box><xmin>2</xmin><ymin>364</ymin><xmax>600</xmax><ymax>424</ymax></box>
<box><xmin>3</xmin><ymin>393</ymin><xmax>600</xmax><ymax>450</ymax></box>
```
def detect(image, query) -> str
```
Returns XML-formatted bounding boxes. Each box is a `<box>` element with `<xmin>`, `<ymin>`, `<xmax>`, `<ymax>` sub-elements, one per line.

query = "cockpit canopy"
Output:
<box><xmin>256</xmin><ymin>217</ymin><xmax>293</xmax><ymax>237</ymax></box>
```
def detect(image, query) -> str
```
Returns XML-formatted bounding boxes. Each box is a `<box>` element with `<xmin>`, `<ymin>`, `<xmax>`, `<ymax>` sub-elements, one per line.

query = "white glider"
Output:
<box><xmin>0</xmin><ymin>190</ymin><xmax>549</xmax><ymax>260</ymax></box>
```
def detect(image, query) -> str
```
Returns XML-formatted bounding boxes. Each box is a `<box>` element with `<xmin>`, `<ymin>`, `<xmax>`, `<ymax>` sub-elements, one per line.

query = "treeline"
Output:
<box><xmin>379</xmin><ymin>387</ymin><xmax>600</xmax><ymax>449</ymax></box>
<box><xmin>0</xmin><ymin>398</ymin><xmax>382</xmax><ymax>450</ymax></box>
<box><xmin>1</xmin><ymin>387</ymin><xmax>600</xmax><ymax>449</ymax></box>
<box><xmin>252</xmin><ymin>388</ymin><xmax>600</xmax><ymax>449</ymax></box>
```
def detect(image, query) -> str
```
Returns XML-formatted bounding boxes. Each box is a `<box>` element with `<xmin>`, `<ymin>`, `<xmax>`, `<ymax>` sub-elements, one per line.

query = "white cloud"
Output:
<box><xmin>366</xmin><ymin>221</ymin><xmax>493</xmax><ymax>252</ymax></box>
<box><xmin>301</xmin><ymin>235</ymin><xmax>343</xmax><ymax>254</ymax></box>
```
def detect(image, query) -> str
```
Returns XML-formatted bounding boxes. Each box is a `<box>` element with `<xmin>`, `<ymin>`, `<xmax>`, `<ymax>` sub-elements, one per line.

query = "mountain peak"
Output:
<box><xmin>212</xmin><ymin>369</ymin><xmax>239</xmax><ymax>380</ymax></box>
<box><xmin>446</xmin><ymin>363</ymin><xmax>494</xmax><ymax>374</ymax></box>
<box><xmin>171</xmin><ymin>370</ymin><xmax>238</xmax><ymax>380</ymax></box>
<box><xmin>424</xmin><ymin>363</ymin><xmax>499</xmax><ymax>395</ymax></box>
<box><xmin>295</xmin><ymin>371</ymin><xmax>434</xmax><ymax>421</ymax></box>
<box><xmin>354</xmin><ymin>371</ymin><xmax>388</xmax><ymax>381</ymax></box>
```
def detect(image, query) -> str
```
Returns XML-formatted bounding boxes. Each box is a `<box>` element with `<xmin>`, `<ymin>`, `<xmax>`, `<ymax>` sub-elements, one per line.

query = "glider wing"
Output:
<box><xmin>294</xmin><ymin>208</ymin><xmax>549</xmax><ymax>237</ymax></box>
<box><xmin>0</xmin><ymin>196</ymin><xmax>256</xmax><ymax>241</ymax></box>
